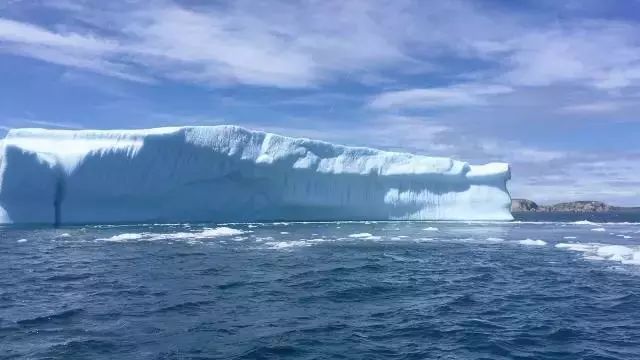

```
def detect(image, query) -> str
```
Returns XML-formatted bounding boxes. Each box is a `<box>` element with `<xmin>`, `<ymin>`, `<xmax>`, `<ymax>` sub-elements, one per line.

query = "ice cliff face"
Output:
<box><xmin>0</xmin><ymin>126</ymin><xmax>512</xmax><ymax>224</ymax></box>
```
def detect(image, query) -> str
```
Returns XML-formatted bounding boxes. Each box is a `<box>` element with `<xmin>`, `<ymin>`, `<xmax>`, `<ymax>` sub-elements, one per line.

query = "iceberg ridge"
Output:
<box><xmin>0</xmin><ymin>125</ymin><xmax>512</xmax><ymax>224</ymax></box>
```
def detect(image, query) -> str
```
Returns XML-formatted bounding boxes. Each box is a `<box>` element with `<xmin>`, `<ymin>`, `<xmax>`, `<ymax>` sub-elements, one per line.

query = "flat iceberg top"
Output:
<box><xmin>3</xmin><ymin>125</ymin><xmax>508</xmax><ymax>178</ymax></box>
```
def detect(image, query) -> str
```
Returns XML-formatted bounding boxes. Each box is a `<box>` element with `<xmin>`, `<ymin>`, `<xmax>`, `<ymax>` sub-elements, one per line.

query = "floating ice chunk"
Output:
<box><xmin>348</xmin><ymin>232</ymin><xmax>382</xmax><ymax>240</ymax></box>
<box><xmin>572</xmin><ymin>220</ymin><xmax>597</xmax><ymax>225</ymax></box>
<box><xmin>556</xmin><ymin>242</ymin><xmax>640</xmax><ymax>265</ymax></box>
<box><xmin>349</xmin><ymin>233</ymin><xmax>374</xmax><ymax>238</ymax></box>
<box><xmin>102</xmin><ymin>233</ymin><xmax>146</xmax><ymax>242</ymax></box>
<box><xmin>519</xmin><ymin>239</ymin><xmax>547</xmax><ymax>246</ymax></box>
<box><xmin>596</xmin><ymin>245</ymin><xmax>633</xmax><ymax>261</ymax></box>
<box><xmin>555</xmin><ymin>243</ymin><xmax>592</xmax><ymax>251</ymax></box>
<box><xmin>485</xmin><ymin>237</ymin><xmax>504</xmax><ymax>242</ymax></box>
<box><xmin>97</xmin><ymin>227</ymin><xmax>245</xmax><ymax>242</ymax></box>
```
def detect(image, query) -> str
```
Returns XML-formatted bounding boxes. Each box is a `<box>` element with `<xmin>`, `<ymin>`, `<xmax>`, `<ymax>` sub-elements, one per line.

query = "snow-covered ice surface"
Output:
<box><xmin>0</xmin><ymin>125</ymin><xmax>512</xmax><ymax>224</ymax></box>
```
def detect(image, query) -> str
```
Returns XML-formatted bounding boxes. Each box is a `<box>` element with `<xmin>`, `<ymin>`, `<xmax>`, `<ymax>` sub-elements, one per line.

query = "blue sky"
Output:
<box><xmin>1</xmin><ymin>0</ymin><xmax>640</xmax><ymax>205</ymax></box>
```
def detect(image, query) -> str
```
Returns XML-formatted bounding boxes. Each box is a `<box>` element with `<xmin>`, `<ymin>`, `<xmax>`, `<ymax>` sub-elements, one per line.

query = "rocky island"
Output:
<box><xmin>511</xmin><ymin>199</ymin><xmax>638</xmax><ymax>213</ymax></box>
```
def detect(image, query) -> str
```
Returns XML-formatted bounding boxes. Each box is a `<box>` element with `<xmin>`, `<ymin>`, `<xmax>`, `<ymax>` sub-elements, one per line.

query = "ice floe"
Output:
<box><xmin>518</xmin><ymin>239</ymin><xmax>547</xmax><ymax>246</ymax></box>
<box><xmin>556</xmin><ymin>243</ymin><xmax>640</xmax><ymax>265</ymax></box>
<box><xmin>97</xmin><ymin>227</ymin><xmax>245</xmax><ymax>242</ymax></box>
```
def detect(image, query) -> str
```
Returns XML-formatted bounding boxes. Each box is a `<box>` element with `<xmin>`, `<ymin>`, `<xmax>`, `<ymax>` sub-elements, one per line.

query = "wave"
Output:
<box><xmin>154</xmin><ymin>300</ymin><xmax>216</xmax><ymax>314</ymax></box>
<box><xmin>46</xmin><ymin>273</ymin><xmax>94</xmax><ymax>282</ymax></box>
<box><xmin>17</xmin><ymin>308</ymin><xmax>85</xmax><ymax>326</ymax></box>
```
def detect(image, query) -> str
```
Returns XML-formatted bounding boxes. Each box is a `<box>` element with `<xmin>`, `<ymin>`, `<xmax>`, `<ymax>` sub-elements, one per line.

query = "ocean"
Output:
<box><xmin>2</xmin><ymin>212</ymin><xmax>640</xmax><ymax>359</ymax></box>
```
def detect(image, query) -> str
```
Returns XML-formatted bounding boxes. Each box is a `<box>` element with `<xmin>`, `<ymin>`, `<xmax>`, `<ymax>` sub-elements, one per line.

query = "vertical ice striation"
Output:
<box><xmin>0</xmin><ymin>126</ymin><xmax>512</xmax><ymax>224</ymax></box>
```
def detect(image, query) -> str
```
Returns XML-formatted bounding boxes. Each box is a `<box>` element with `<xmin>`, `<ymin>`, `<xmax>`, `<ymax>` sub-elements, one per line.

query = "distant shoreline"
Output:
<box><xmin>511</xmin><ymin>199</ymin><xmax>640</xmax><ymax>213</ymax></box>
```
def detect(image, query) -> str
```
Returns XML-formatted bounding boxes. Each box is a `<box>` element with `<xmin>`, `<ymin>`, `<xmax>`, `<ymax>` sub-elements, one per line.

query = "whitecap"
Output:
<box><xmin>591</xmin><ymin>227</ymin><xmax>606</xmax><ymax>232</ymax></box>
<box><xmin>615</xmin><ymin>234</ymin><xmax>633</xmax><ymax>239</ymax></box>
<box><xmin>307</xmin><ymin>238</ymin><xmax>332</xmax><ymax>243</ymax></box>
<box><xmin>17</xmin><ymin>238</ymin><xmax>27</xmax><ymax>243</ymax></box>
<box><xmin>265</xmin><ymin>240</ymin><xmax>310</xmax><ymax>249</ymax></box>
<box><xmin>563</xmin><ymin>236</ymin><xmax>577</xmax><ymax>239</ymax></box>
<box><xmin>423</xmin><ymin>227</ymin><xmax>439</xmax><ymax>231</ymax></box>
<box><xmin>413</xmin><ymin>237</ymin><xmax>435</xmax><ymax>242</ymax></box>
<box><xmin>101</xmin><ymin>233</ymin><xmax>145</xmax><ymax>242</ymax></box>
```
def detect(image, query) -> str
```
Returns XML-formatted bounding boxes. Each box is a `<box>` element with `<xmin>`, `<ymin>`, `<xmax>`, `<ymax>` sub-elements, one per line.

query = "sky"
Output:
<box><xmin>1</xmin><ymin>0</ymin><xmax>640</xmax><ymax>205</ymax></box>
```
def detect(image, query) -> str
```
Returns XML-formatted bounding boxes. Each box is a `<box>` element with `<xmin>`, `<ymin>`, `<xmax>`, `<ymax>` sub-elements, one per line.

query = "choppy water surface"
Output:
<box><xmin>2</xmin><ymin>213</ymin><xmax>640</xmax><ymax>359</ymax></box>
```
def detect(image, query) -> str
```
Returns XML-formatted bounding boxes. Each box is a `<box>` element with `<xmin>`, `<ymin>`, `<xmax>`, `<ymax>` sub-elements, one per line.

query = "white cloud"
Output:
<box><xmin>0</xmin><ymin>17</ymin><xmax>150</xmax><ymax>82</ymax></box>
<box><xmin>0</xmin><ymin>1</ymin><xmax>417</xmax><ymax>88</ymax></box>
<box><xmin>2</xmin><ymin>1</ymin><xmax>640</xmax><ymax>92</ymax></box>
<box><xmin>369</xmin><ymin>84</ymin><xmax>513</xmax><ymax>109</ymax></box>
<box><xmin>0</xmin><ymin>18</ymin><xmax>116</xmax><ymax>51</ymax></box>
<box><xmin>510</xmin><ymin>155</ymin><xmax>640</xmax><ymax>206</ymax></box>
<box><xmin>559</xmin><ymin>101</ymin><xmax>628</xmax><ymax>114</ymax></box>
<box><xmin>501</xmin><ymin>23</ymin><xmax>640</xmax><ymax>89</ymax></box>
<box><xmin>0</xmin><ymin>118</ymin><xmax>84</xmax><ymax>130</ymax></box>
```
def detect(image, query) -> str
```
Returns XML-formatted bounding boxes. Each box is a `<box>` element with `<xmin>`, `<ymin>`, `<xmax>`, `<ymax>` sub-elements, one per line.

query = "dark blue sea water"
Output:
<box><xmin>3</xmin><ymin>213</ymin><xmax>640</xmax><ymax>359</ymax></box>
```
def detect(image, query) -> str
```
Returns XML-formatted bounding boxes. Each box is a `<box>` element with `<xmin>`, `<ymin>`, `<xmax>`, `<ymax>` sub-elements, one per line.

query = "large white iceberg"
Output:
<box><xmin>0</xmin><ymin>125</ymin><xmax>512</xmax><ymax>224</ymax></box>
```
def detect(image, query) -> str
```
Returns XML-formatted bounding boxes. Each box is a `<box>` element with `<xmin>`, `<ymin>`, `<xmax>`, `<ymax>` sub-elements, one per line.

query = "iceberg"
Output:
<box><xmin>0</xmin><ymin>125</ymin><xmax>512</xmax><ymax>224</ymax></box>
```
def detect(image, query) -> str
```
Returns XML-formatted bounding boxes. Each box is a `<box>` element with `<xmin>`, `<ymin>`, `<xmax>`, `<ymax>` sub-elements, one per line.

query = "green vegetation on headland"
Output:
<box><xmin>511</xmin><ymin>199</ymin><xmax>640</xmax><ymax>213</ymax></box>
